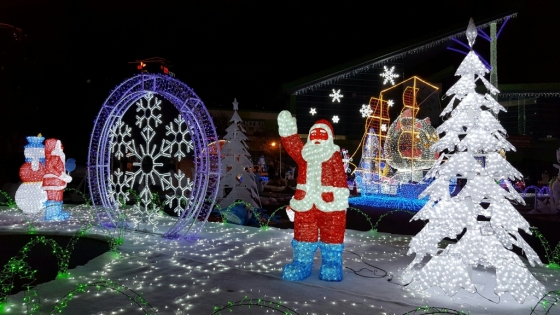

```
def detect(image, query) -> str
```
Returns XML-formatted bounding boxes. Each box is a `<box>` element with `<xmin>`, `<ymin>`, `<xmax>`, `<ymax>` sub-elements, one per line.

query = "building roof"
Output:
<box><xmin>283</xmin><ymin>11</ymin><xmax>518</xmax><ymax>96</ymax></box>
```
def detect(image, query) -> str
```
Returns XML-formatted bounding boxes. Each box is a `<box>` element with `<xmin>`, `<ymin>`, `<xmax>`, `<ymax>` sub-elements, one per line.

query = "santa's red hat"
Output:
<box><xmin>311</xmin><ymin>119</ymin><xmax>334</xmax><ymax>139</ymax></box>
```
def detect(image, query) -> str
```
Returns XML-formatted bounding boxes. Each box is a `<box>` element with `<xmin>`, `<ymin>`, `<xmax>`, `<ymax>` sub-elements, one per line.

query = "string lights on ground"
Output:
<box><xmin>0</xmin><ymin>206</ymin><xmax>556</xmax><ymax>313</ymax></box>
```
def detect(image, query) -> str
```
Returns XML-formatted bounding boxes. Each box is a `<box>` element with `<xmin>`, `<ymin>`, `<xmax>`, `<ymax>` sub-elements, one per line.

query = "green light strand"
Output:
<box><xmin>212</xmin><ymin>296</ymin><xmax>299</xmax><ymax>315</ymax></box>
<box><xmin>96</xmin><ymin>213</ymin><xmax>128</xmax><ymax>253</ymax></box>
<box><xmin>265</xmin><ymin>205</ymin><xmax>290</xmax><ymax>229</ymax></box>
<box><xmin>23</xmin><ymin>287</ymin><xmax>40</xmax><ymax>315</ymax></box>
<box><xmin>0</xmin><ymin>220</ymin><xmax>97</xmax><ymax>305</ymax></box>
<box><xmin>348</xmin><ymin>206</ymin><xmax>375</xmax><ymax>231</ymax></box>
<box><xmin>0</xmin><ymin>236</ymin><xmax>61</xmax><ymax>304</ymax></box>
<box><xmin>529</xmin><ymin>227</ymin><xmax>560</xmax><ymax>265</ymax></box>
<box><xmin>402</xmin><ymin>305</ymin><xmax>470</xmax><ymax>314</ymax></box>
<box><xmin>50</xmin><ymin>279</ymin><xmax>156</xmax><ymax>314</ymax></box>
<box><xmin>372</xmin><ymin>209</ymin><xmax>417</xmax><ymax>232</ymax></box>
<box><xmin>0</xmin><ymin>190</ymin><xmax>16</xmax><ymax>209</ymax></box>
<box><xmin>530</xmin><ymin>290</ymin><xmax>560</xmax><ymax>315</ymax></box>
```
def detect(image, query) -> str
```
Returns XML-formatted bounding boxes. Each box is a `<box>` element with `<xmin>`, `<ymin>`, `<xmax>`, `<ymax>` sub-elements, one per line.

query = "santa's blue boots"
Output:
<box><xmin>282</xmin><ymin>239</ymin><xmax>318</xmax><ymax>281</ymax></box>
<box><xmin>45</xmin><ymin>200</ymin><xmax>70</xmax><ymax>221</ymax></box>
<box><xmin>319</xmin><ymin>242</ymin><xmax>344</xmax><ymax>281</ymax></box>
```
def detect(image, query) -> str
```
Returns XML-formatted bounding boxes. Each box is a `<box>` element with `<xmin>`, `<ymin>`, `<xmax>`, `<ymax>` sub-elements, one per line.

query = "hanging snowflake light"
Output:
<box><xmin>329</xmin><ymin>89</ymin><xmax>344</xmax><ymax>103</ymax></box>
<box><xmin>359</xmin><ymin>104</ymin><xmax>373</xmax><ymax>118</ymax></box>
<box><xmin>387</xmin><ymin>99</ymin><xmax>395</xmax><ymax>107</ymax></box>
<box><xmin>380</xmin><ymin>66</ymin><xmax>399</xmax><ymax>85</ymax></box>
<box><xmin>109</xmin><ymin>93</ymin><xmax>195</xmax><ymax>231</ymax></box>
<box><xmin>332</xmin><ymin>115</ymin><xmax>340</xmax><ymax>123</ymax></box>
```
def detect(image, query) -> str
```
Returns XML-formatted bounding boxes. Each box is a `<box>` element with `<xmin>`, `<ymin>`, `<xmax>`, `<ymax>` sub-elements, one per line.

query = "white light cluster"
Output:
<box><xmin>403</xmin><ymin>18</ymin><xmax>545</xmax><ymax>303</ymax></box>
<box><xmin>380</xmin><ymin>66</ymin><xmax>399</xmax><ymax>85</ymax></box>
<box><xmin>359</xmin><ymin>104</ymin><xmax>372</xmax><ymax>118</ymax></box>
<box><xmin>0</xmin><ymin>205</ymin><xmax>554</xmax><ymax>314</ymax></box>
<box><xmin>383</xmin><ymin>109</ymin><xmax>439</xmax><ymax>176</ymax></box>
<box><xmin>109</xmin><ymin>94</ymin><xmax>194</xmax><ymax>232</ymax></box>
<box><xmin>329</xmin><ymin>89</ymin><xmax>344</xmax><ymax>103</ymax></box>
<box><xmin>217</xmin><ymin>99</ymin><xmax>261</xmax><ymax>210</ymax></box>
<box><xmin>15</xmin><ymin>136</ymin><xmax>48</xmax><ymax>215</ymax></box>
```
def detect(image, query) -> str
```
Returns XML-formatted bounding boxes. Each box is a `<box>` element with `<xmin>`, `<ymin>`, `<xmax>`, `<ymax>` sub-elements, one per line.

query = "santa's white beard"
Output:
<box><xmin>301</xmin><ymin>141</ymin><xmax>339</xmax><ymax>164</ymax></box>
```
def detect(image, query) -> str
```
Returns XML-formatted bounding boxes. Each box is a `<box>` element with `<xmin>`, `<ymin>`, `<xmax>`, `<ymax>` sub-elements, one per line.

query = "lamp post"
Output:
<box><xmin>271</xmin><ymin>141</ymin><xmax>281</xmax><ymax>179</ymax></box>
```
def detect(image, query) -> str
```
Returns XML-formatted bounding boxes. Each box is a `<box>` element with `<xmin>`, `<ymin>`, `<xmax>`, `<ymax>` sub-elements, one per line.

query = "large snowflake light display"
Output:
<box><xmin>88</xmin><ymin>74</ymin><xmax>220</xmax><ymax>239</ymax></box>
<box><xmin>108</xmin><ymin>93</ymin><xmax>194</xmax><ymax>231</ymax></box>
<box><xmin>402</xmin><ymin>19</ymin><xmax>545</xmax><ymax>303</ymax></box>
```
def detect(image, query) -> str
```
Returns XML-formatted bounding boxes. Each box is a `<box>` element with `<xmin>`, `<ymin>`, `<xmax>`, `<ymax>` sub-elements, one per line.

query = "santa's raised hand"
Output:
<box><xmin>278</xmin><ymin>110</ymin><xmax>297</xmax><ymax>137</ymax></box>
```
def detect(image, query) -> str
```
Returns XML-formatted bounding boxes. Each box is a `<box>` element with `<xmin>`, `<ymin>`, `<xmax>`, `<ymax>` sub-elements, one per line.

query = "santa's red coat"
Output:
<box><xmin>281</xmin><ymin>134</ymin><xmax>349</xmax><ymax>213</ymax></box>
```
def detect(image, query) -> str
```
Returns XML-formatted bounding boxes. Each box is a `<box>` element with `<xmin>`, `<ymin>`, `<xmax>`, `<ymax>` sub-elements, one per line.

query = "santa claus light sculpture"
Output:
<box><xmin>277</xmin><ymin>110</ymin><xmax>349</xmax><ymax>281</ymax></box>
<box><xmin>42</xmin><ymin>138</ymin><xmax>72</xmax><ymax>221</ymax></box>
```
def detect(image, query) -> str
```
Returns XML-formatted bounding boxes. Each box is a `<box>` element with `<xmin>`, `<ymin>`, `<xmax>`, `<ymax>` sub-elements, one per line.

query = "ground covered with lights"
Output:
<box><xmin>0</xmin><ymin>206</ymin><xmax>559</xmax><ymax>315</ymax></box>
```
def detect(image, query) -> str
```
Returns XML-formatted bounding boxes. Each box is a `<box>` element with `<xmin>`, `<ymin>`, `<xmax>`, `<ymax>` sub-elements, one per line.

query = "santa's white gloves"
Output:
<box><xmin>278</xmin><ymin>110</ymin><xmax>297</xmax><ymax>137</ymax></box>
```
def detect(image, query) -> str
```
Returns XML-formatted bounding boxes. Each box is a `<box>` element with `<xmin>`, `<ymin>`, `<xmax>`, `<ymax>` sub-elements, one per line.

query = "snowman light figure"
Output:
<box><xmin>15</xmin><ymin>135</ymin><xmax>48</xmax><ymax>215</ymax></box>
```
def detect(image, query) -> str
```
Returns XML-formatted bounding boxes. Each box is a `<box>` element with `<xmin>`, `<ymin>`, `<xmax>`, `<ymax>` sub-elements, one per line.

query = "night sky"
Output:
<box><xmin>0</xmin><ymin>0</ymin><xmax>559</xmax><ymax>180</ymax></box>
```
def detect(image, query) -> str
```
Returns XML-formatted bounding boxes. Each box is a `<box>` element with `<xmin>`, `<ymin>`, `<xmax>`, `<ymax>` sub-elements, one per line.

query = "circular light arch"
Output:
<box><xmin>87</xmin><ymin>73</ymin><xmax>220</xmax><ymax>239</ymax></box>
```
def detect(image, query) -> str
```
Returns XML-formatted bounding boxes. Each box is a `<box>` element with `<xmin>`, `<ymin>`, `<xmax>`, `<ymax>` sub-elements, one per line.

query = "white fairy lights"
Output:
<box><xmin>380</xmin><ymin>66</ymin><xmax>399</xmax><ymax>85</ymax></box>
<box><xmin>109</xmin><ymin>93</ymin><xmax>195</xmax><ymax>231</ymax></box>
<box><xmin>402</xmin><ymin>18</ymin><xmax>545</xmax><ymax>303</ymax></box>
<box><xmin>359</xmin><ymin>104</ymin><xmax>373</xmax><ymax>118</ymax></box>
<box><xmin>329</xmin><ymin>89</ymin><xmax>344</xmax><ymax>103</ymax></box>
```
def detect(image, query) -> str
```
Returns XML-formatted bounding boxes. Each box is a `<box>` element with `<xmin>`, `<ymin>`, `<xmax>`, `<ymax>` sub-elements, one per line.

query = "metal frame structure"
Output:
<box><xmin>87</xmin><ymin>73</ymin><xmax>220</xmax><ymax>239</ymax></box>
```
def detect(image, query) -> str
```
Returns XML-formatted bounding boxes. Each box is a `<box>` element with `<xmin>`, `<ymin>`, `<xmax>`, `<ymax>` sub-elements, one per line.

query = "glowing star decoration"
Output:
<box><xmin>359</xmin><ymin>104</ymin><xmax>373</xmax><ymax>118</ymax></box>
<box><xmin>402</xmin><ymin>19</ymin><xmax>545</xmax><ymax>304</ymax></box>
<box><xmin>387</xmin><ymin>99</ymin><xmax>395</xmax><ymax>107</ymax></box>
<box><xmin>109</xmin><ymin>93</ymin><xmax>196</xmax><ymax>232</ymax></box>
<box><xmin>277</xmin><ymin>110</ymin><xmax>349</xmax><ymax>282</ymax></box>
<box><xmin>310</xmin><ymin>108</ymin><xmax>317</xmax><ymax>115</ymax></box>
<box><xmin>329</xmin><ymin>89</ymin><xmax>344</xmax><ymax>103</ymax></box>
<box><xmin>332</xmin><ymin>115</ymin><xmax>340</xmax><ymax>123</ymax></box>
<box><xmin>380</xmin><ymin>66</ymin><xmax>399</xmax><ymax>85</ymax></box>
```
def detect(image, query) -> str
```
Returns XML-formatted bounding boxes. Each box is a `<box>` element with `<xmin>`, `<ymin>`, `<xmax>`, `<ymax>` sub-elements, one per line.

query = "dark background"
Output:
<box><xmin>0</xmin><ymin>0</ymin><xmax>559</xmax><ymax>185</ymax></box>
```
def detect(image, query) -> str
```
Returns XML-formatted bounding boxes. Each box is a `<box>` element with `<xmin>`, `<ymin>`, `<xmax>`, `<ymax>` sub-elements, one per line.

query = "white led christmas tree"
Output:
<box><xmin>216</xmin><ymin>98</ymin><xmax>261</xmax><ymax>209</ymax></box>
<box><xmin>402</xmin><ymin>18</ymin><xmax>545</xmax><ymax>303</ymax></box>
